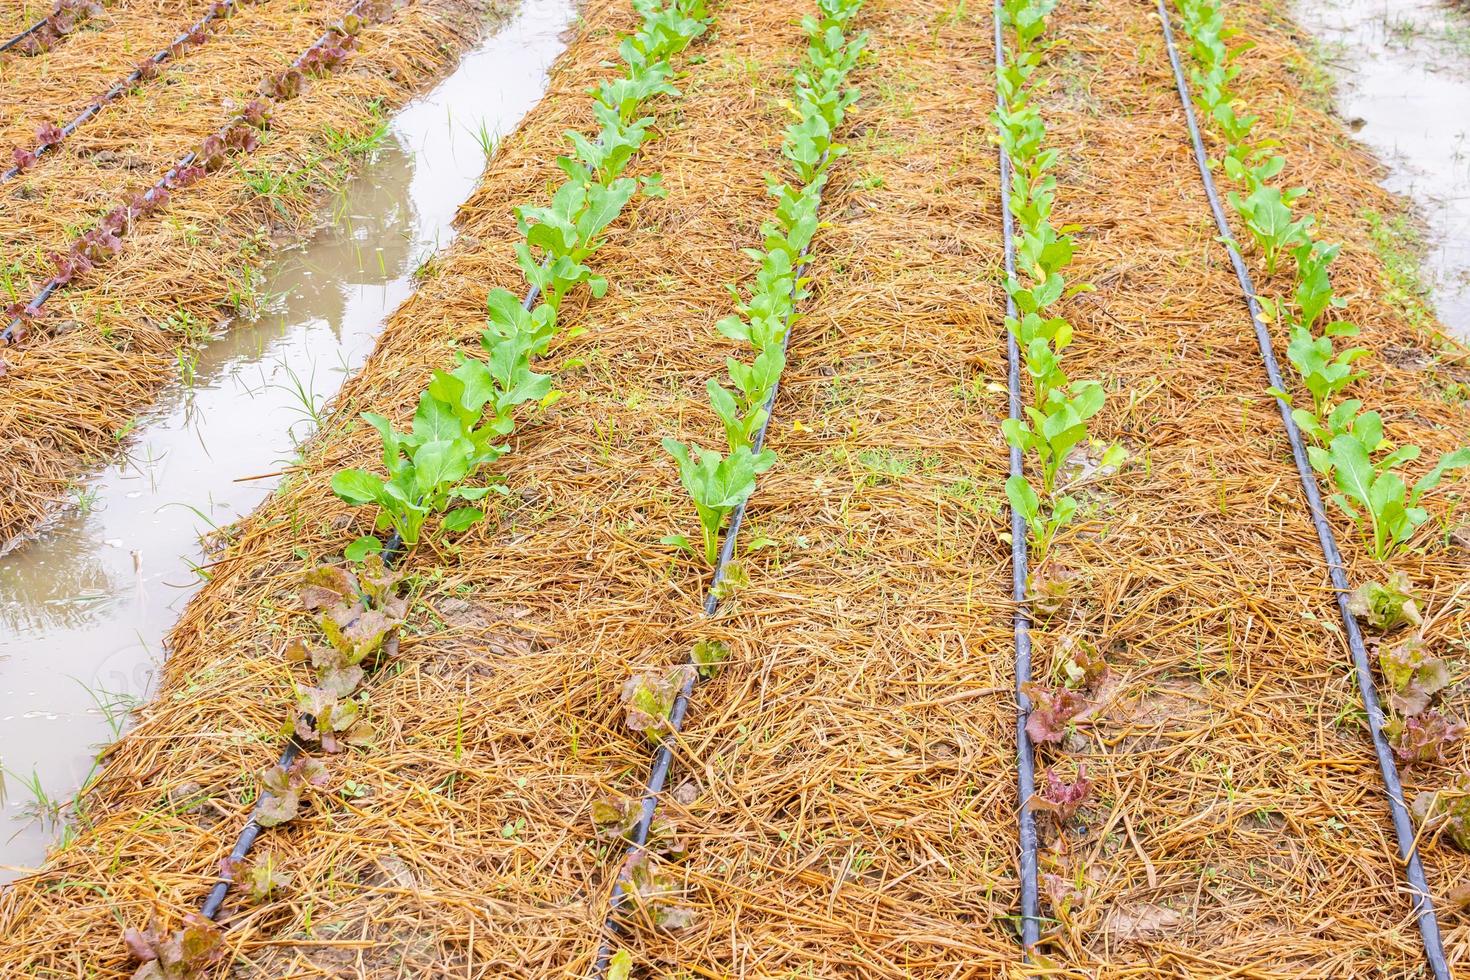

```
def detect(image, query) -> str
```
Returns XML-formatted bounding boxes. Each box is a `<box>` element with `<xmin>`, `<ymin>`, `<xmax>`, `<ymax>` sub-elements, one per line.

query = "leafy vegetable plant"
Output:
<box><xmin>619</xmin><ymin>665</ymin><xmax>695</xmax><ymax>743</ymax></box>
<box><xmin>992</xmin><ymin>0</ymin><xmax>1117</xmax><ymax>561</ymax></box>
<box><xmin>1413</xmin><ymin>777</ymin><xmax>1470</xmax><ymax>852</ymax></box>
<box><xmin>255</xmin><ymin>756</ymin><xmax>329</xmax><ymax>828</ymax></box>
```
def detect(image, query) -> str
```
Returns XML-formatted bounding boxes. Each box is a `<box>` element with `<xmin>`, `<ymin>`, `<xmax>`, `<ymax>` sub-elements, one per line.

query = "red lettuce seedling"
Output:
<box><xmin>1022</xmin><ymin>681</ymin><xmax>1085</xmax><ymax>744</ymax></box>
<box><xmin>294</xmin><ymin>685</ymin><xmax>373</xmax><ymax>753</ymax></box>
<box><xmin>220</xmin><ymin>854</ymin><xmax>290</xmax><ymax>903</ymax></box>
<box><xmin>1028</xmin><ymin>764</ymin><xmax>1093</xmax><ymax>824</ymax></box>
<box><xmin>590</xmin><ymin>797</ymin><xmax>686</xmax><ymax>859</ymax></box>
<box><xmin>620</xmin><ymin>666</ymin><xmax>694</xmax><ymax>743</ymax></box>
<box><xmin>614</xmin><ymin>851</ymin><xmax>697</xmax><ymax>932</ymax></box>
<box><xmin>1378</xmin><ymin>636</ymin><xmax>1452</xmax><ymax>716</ymax></box>
<box><xmin>256</xmin><ymin>756</ymin><xmax>329</xmax><ymax>827</ymax></box>
<box><xmin>1412</xmin><ymin>778</ymin><xmax>1470</xmax><ymax>852</ymax></box>
<box><xmin>691</xmin><ymin>638</ymin><xmax>731</xmax><ymax>679</ymax></box>
<box><xmin>1027</xmin><ymin>560</ymin><xmax>1079</xmax><ymax>620</ymax></box>
<box><xmin>122</xmin><ymin>914</ymin><xmax>223</xmax><ymax>980</ymax></box>
<box><xmin>1041</xmin><ymin>871</ymin><xmax>1086</xmax><ymax>918</ymax></box>
<box><xmin>1348</xmin><ymin>573</ymin><xmax>1422</xmax><ymax>632</ymax></box>
<box><xmin>1059</xmin><ymin>635</ymin><xmax>1106</xmax><ymax>691</ymax></box>
<box><xmin>1387</xmin><ymin>709</ymin><xmax>1465</xmax><ymax>766</ymax></box>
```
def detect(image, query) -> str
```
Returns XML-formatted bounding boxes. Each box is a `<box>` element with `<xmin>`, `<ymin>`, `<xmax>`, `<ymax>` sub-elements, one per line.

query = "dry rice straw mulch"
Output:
<box><xmin>0</xmin><ymin>0</ymin><xmax>1468</xmax><ymax>974</ymax></box>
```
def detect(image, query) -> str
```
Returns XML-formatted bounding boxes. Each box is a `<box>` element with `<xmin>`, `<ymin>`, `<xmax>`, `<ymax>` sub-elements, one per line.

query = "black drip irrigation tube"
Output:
<box><xmin>200</xmin><ymin>282</ymin><xmax>548</xmax><ymax>919</ymax></box>
<box><xmin>0</xmin><ymin>0</ymin><xmax>377</xmax><ymax>347</ymax></box>
<box><xmin>1</xmin><ymin>0</ymin><xmax>243</xmax><ymax>184</ymax></box>
<box><xmin>991</xmin><ymin>0</ymin><xmax>1041</xmax><ymax>954</ymax></box>
<box><xmin>587</xmin><ymin>158</ymin><xmax>829</xmax><ymax>980</ymax></box>
<box><xmin>1155</xmin><ymin>2</ymin><xmax>1449</xmax><ymax>976</ymax></box>
<box><xmin>1</xmin><ymin>16</ymin><xmax>51</xmax><ymax>53</ymax></box>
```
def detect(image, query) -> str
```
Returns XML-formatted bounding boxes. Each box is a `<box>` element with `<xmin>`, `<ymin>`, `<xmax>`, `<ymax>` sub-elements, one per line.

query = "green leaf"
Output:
<box><xmin>442</xmin><ymin>507</ymin><xmax>485</xmax><ymax>532</ymax></box>
<box><xmin>1005</xmin><ymin>474</ymin><xmax>1039</xmax><ymax>522</ymax></box>
<box><xmin>344</xmin><ymin>535</ymin><xmax>383</xmax><ymax>562</ymax></box>
<box><xmin>332</xmin><ymin>469</ymin><xmax>384</xmax><ymax>505</ymax></box>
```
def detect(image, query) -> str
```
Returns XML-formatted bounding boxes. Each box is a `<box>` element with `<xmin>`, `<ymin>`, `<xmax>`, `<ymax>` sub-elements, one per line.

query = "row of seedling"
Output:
<box><xmin>595</xmin><ymin>0</ymin><xmax>868</xmax><ymax>952</ymax></box>
<box><xmin>1172</xmin><ymin>0</ymin><xmax>1468</xmax><ymax>852</ymax></box>
<box><xmin>1176</xmin><ymin>0</ymin><xmax>1468</xmax><ymax>560</ymax></box>
<box><xmin>994</xmin><ymin>0</ymin><xmax>1116</xmax><ymax>567</ymax></box>
<box><xmin>2</xmin><ymin>0</ymin><xmax>394</xmax><ymax>345</ymax></box>
<box><xmin>992</xmin><ymin>0</ymin><xmax>1118</xmax><ymax>926</ymax></box>
<box><xmin>5</xmin><ymin>0</ymin><xmax>254</xmax><ymax>182</ymax></box>
<box><xmin>119</xmin><ymin>1</ymin><xmax>713</xmax><ymax>973</ymax></box>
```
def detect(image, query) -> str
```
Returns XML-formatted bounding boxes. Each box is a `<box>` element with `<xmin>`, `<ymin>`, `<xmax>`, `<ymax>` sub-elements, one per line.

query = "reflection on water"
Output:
<box><xmin>0</xmin><ymin>0</ymin><xmax>574</xmax><ymax>880</ymax></box>
<box><xmin>1297</xmin><ymin>0</ymin><xmax>1470</xmax><ymax>339</ymax></box>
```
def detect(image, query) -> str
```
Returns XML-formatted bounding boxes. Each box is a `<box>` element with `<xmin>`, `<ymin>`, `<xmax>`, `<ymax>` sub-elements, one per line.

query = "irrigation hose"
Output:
<box><xmin>991</xmin><ymin>0</ymin><xmax>1041</xmax><ymax>954</ymax></box>
<box><xmin>0</xmin><ymin>0</ymin><xmax>379</xmax><ymax>347</ymax></box>
<box><xmin>2</xmin><ymin>0</ymin><xmax>245</xmax><ymax>185</ymax></box>
<box><xmin>0</xmin><ymin>16</ymin><xmax>50</xmax><ymax>53</ymax></box>
<box><xmin>1155</xmin><ymin>3</ymin><xmax>1450</xmax><ymax>975</ymax></box>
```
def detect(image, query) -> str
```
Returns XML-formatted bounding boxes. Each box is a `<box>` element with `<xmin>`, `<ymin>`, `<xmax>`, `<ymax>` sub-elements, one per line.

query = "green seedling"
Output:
<box><xmin>661</xmin><ymin>440</ymin><xmax>775</xmax><ymax>564</ymax></box>
<box><xmin>255</xmin><ymin>756</ymin><xmax>329</xmax><ymax>828</ymax></box>
<box><xmin>1227</xmin><ymin>182</ymin><xmax>1314</xmax><ymax>276</ymax></box>
<box><xmin>1006</xmin><ymin>475</ymin><xmax>1076</xmax><ymax>564</ymax></box>
<box><xmin>1002</xmin><ymin>380</ymin><xmax>1106</xmax><ymax>495</ymax></box>
<box><xmin>1322</xmin><ymin>427</ymin><xmax>1470</xmax><ymax>559</ymax></box>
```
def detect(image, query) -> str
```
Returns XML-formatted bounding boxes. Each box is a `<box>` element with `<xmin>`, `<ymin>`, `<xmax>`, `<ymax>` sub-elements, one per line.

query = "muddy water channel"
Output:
<box><xmin>1296</xmin><ymin>0</ymin><xmax>1470</xmax><ymax>338</ymax></box>
<box><xmin>0</xmin><ymin>0</ymin><xmax>573</xmax><ymax>880</ymax></box>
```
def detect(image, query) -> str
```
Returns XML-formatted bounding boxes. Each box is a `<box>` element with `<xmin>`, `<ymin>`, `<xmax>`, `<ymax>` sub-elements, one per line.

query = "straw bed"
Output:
<box><xmin>0</xmin><ymin>0</ymin><xmax>513</xmax><ymax>546</ymax></box>
<box><xmin>0</xmin><ymin>0</ymin><xmax>218</xmax><ymax>141</ymax></box>
<box><xmin>0</xmin><ymin>0</ymin><xmax>197</xmax><ymax>62</ymax></box>
<box><xmin>0</xmin><ymin>0</ymin><xmax>1466</xmax><ymax>973</ymax></box>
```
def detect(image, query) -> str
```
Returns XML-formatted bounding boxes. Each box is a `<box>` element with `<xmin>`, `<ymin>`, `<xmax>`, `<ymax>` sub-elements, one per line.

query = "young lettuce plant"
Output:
<box><xmin>1322</xmin><ymin>430</ymin><xmax>1470</xmax><ymax>559</ymax></box>
<box><xmin>1006</xmin><ymin>475</ymin><xmax>1074</xmax><ymax>566</ymax></box>
<box><xmin>661</xmin><ymin>440</ymin><xmax>775</xmax><ymax>564</ymax></box>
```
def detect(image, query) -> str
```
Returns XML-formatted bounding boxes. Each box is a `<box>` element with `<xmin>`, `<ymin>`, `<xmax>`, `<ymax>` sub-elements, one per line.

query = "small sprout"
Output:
<box><xmin>1027</xmin><ymin>765</ymin><xmax>1093</xmax><ymax>825</ymax></box>
<box><xmin>691</xmin><ymin>639</ymin><xmax>731</xmax><ymax>679</ymax></box>
<box><xmin>122</xmin><ymin>914</ymin><xmax>223</xmax><ymax>980</ymax></box>
<box><xmin>1027</xmin><ymin>560</ymin><xmax>1078</xmax><ymax>619</ymax></box>
<box><xmin>1040</xmin><ymin>870</ymin><xmax>1086</xmax><ymax>918</ymax></box>
<box><xmin>1021</xmin><ymin>682</ymin><xmax>1085</xmax><ymax>744</ymax></box>
<box><xmin>1348</xmin><ymin>573</ymin><xmax>1423</xmax><ymax>632</ymax></box>
<box><xmin>1412</xmin><ymin>778</ymin><xmax>1470</xmax><ymax>852</ymax></box>
<box><xmin>1378</xmin><ymin>636</ymin><xmax>1451</xmax><ymax>715</ymax></box>
<box><xmin>1386</xmin><ymin>709</ymin><xmax>1465</xmax><ymax>766</ymax></box>
<box><xmin>1058</xmin><ymin>635</ymin><xmax>1106</xmax><ymax>691</ymax></box>
<box><xmin>590</xmin><ymin>797</ymin><xmax>686</xmax><ymax>859</ymax></box>
<box><xmin>619</xmin><ymin>666</ymin><xmax>694</xmax><ymax>743</ymax></box>
<box><xmin>220</xmin><ymin>855</ymin><xmax>290</xmax><ymax>904</ymax></box>
<box><xmin>615</xmin><ymin>851</ymin><xmax>697</xmax><ymax>932</ymax></box>
<box><xmin>710</xmin><ymin>559</ymin><xmax>749</xmax><ymax>599</ymax></box>
<box><xmin>294</xmin><ymin>686</ymin><xmax>373</xmax><ymax>753</ymax></box>
<box><xmin>256</xmin><ymin>756</ymin><xmax>329</xmax><ymax>828</ymax></box>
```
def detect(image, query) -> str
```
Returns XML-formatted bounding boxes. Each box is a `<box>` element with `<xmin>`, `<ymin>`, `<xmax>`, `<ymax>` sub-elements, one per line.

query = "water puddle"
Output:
<box><xmin>1295</xmin><ymin>0</ymin><xmax>1470</xmax><ymax>339</ymax></box>
<box><xmin>0</xmin><ymin>0</ymin><xmax>574</xmax><ymax>881</ymax></box>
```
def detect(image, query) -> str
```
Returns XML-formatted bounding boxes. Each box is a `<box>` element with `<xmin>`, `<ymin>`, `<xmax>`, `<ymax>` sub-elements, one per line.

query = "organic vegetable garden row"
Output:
<box><xmin>0</xmin><ymin>0</ymin><xmax>1467</xmax><ymax>972</ymax></box>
